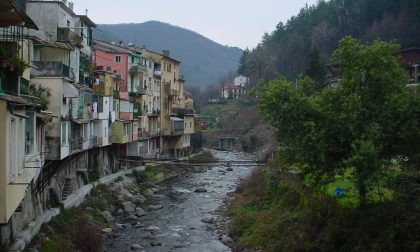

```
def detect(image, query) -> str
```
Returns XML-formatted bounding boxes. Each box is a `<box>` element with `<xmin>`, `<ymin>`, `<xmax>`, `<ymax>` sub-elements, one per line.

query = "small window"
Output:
<box><xmin>115</xmin><ymin>56</ymin><xmax>121</xmax><ymax>63</ymax></box>
<box><xmin>190</xmin><ymin>122</ymin><xmax>192</xmax><ymax>128</ymax></box>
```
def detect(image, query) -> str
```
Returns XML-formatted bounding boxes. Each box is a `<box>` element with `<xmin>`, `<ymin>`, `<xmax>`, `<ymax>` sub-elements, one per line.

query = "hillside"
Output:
<box><xmin>94</xmin><ymin>21</ymin><xmax>243</xmax><ymax>88</ymax></box>
<box><xmin>239</xmin><ymin>0</ymin><xmax>420</xmax><ymax>87</ymax></box>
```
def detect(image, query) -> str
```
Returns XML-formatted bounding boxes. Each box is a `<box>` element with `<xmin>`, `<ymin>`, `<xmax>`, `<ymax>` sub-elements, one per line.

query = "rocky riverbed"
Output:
<box><xmin>103</xmin><ymin>150</ymin><xmax>256</xmax><ymax>252</ymax></box>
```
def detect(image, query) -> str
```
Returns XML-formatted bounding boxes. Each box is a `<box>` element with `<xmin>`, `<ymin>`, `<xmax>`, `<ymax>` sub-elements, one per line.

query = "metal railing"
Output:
<box><xmin>31</xmin><ymin>61</ymin><xmax>73</xmax><ymax>79</ymax></box>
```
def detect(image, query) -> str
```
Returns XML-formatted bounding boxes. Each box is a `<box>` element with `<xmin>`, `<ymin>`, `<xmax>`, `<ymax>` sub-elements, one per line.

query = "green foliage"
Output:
<box><xmin>228</xmin><ymin>161</ymin><xmax>420</xmax><ymax>252</ymax></box>
<box><xmin>29</xmin><ymin>84</ymin><xmax>51</xmax><ymax>110</ymax></box>
<box><xmin>259</xmin><ymin>38</ymin><xmax>420</xmax><ymax>205</ymax></box>
<box><xmin>240</xmin><ymin>0</ymin><xmax>420</xmax><ymax>85</ymax></box>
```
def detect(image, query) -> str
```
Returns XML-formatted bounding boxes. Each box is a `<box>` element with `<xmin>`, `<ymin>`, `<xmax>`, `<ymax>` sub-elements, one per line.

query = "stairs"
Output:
<box><xmin>62</xmin><ymin>178</ymin><xmax>72</xmax><ymax>200</ymax></box>
<box><xmin>49</xmin><ymin>188</ymin><xmax>61</xmax><ymax>207</ymax></box>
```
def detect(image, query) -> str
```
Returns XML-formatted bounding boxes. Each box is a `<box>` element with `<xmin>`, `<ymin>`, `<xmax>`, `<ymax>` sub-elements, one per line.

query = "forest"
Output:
<box><xmin>238</xmin><ymin>0</ymin><xmax>420</xmax><ymax>87</ymax></box>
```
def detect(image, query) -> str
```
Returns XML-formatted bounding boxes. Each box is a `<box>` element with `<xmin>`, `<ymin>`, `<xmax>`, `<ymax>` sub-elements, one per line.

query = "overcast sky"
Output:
<box><xmin>71</xmin><ymin>0</ymin><xmax>318</xmax><ymax>49</ymax></box>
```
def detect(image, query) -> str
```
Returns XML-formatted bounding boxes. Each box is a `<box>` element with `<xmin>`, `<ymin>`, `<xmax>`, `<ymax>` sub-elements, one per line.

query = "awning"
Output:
<box><xmin>63</xmin><ymin>83</ymin><xmax>79</xmax><ymax>98</ymax></box>
<box><xmin>170</xmin><ymin>117</ymin><xmax>184</xmax><ymax>122</ymax></box>
<box><xmin>73</xmin><ymin>119</ymin><xmax>90</xmax><ymax>124</ymax></box>
<box><xmin>32</xmin><ymin>37</ymin><xmax>74</xmax><ymax>50</ymax></box>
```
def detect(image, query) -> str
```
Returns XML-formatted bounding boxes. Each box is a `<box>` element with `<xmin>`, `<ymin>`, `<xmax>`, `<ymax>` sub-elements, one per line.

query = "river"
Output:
<box><xmin>105</xmin><ymin>150</ymin><xmax>256</xmax><ymax>252</ymax></box>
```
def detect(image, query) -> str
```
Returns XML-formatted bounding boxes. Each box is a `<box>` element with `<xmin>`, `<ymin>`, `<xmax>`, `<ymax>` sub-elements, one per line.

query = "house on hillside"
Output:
<box><xmin>221</xmin><ymin>82</ymin><xmax>246</xmax><ymax>99</ymax></box>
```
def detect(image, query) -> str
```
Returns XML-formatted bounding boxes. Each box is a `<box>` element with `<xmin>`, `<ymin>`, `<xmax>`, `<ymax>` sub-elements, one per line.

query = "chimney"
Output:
<box><xmin>162</xmin><ymin>50</ymin><xmax>170</xmax><ymax>57</ymax></box>
<box><xmin>119</xmin><ymin>41</ymin><xmax>123</xmax><ymax>47</ymax></box>
<box><xmin>85</xmin><ymin>9</ymin><xmax>88</xmax><ymax>16</ymax></box>
<box><xmin>68</xmin><ymin>2</ymin><xmax>74</xmax><ymax>11</ymax></box>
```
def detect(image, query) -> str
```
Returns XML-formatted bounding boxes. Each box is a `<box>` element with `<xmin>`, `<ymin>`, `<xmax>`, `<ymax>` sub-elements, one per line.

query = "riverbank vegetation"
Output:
<box><xmin>28</xmin><ymin>185</ymin><xmax>118</xmax><ymax>252</ymax></box>
<box><xmin>227</xmin><ymin>38</ymin><xmax>419</xmax><ymax>251</ymax></box>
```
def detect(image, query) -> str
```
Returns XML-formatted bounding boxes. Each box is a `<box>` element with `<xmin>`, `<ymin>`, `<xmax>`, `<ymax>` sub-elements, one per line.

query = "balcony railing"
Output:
<box><xmin>71</xmin><ymin>137</ymin><xmax>82</xmax><ymax>152</ymax></box>
<box><xmin>129</xmin><ymin>64</ymin><xmax>147</xmax><ymax>73</ymax></box>
<box><xmin>148</xmin><ymin>109</ymin><xmax>160</xmax><ymax>117</ymax></box>
<box><xmin>171</xmin><ymin>107</ymin><xmax>194</xmax><ymax>116</ymax></box>
<box><xmin>130</xmin><ymin>85</ymin><xmax>145</xmax><ymax>95</ymax></box>
<box><xmin>57</xmin><ymin>27</ymin><xmax>83</xmax><ymax>46</ymax></box>
<box><xmin>138</xmin><ymin>129</ymin><xmax>151</xmax><ymax>139</ymax></box>
<box><xmin>92</xmin><ymin>136</ymin><xmax>98</xmax><ymax>146</ymax></box>
<box><xmin>31</xmin><ymin>61</ymin><xmax>73</xmax><ymax>79</ymax></box>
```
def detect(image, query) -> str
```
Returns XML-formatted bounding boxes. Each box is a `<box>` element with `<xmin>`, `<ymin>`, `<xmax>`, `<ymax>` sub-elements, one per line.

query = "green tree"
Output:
<box><xmin>306</xmin><ymin>47</ymin><xmax>326</xmax><ymax>90</ymax></box>
<box><xmin>259</xmin><ymin>37</ymin><xmax>420</xmax><ymax>206</ymax></box>
<box><xmin>237</xmin><ymin>48</ymin><xmax>251</xmax><ymax>76</ymax></box>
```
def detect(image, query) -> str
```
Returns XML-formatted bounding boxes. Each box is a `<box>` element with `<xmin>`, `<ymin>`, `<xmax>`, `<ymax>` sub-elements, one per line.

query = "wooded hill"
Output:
<box><xmin>238</xmin><ymin>0</ymin><xmax>420</xmax><ymax>86</ymax></box>
<box><xmin>94</xmin><ymin>21</ymin><xmax>243</xmax><ymax>88</ymax></box>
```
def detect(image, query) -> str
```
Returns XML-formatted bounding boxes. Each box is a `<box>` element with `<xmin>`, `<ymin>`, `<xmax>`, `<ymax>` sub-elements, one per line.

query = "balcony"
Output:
<box><xmin>93</xmin><ymin>83</ymin><xmax>113</xmax><ymax>96</ymax></box>
<box><xmin>57</xmin><ymin>27</ymin><xmax>83</xmax><ymax>46</ymax></box>
<box><xmin>129</xmin><ymin>64</ymin><xmax>147</xmax><ymax>73</ymax></box>
<box><xmin>130</xmin><ymin>85</ymin><xmax>145</xmax><ymax>96</ymax></box>
<box><xmin>150</xmin><ymin>128</ymin><xmax>160</xmax><ymax>137</ymax></box>
<box><xmin>113</xmin><ymin>90</ymin><xmax>120</xmax><ymax>99</ymax></box>
<box><xmin>171</xmin><ymin>107</ymin><xmax>194</xmax><ymax>117</ymax></box>
<box><xmin>148</xmin><ymin>109</ymin><xmax>160</xmax><ymax>117</ymax></box>
<box><xmin>111</xmin><ymin>121</ymin><xmax>130</xmax><ymax>144</ymax></box>
<box><xmin>31</xmin><ymin>61</ymin><xmax>74</xmax><ymax>79</ymax></box>
<box><xmin>71</xmin><ymin>137</ymin><xmax>82</xmax><ymax>153</ymax></box>
<box><xmin>171</xmin><ymin>117</ymin><xmax>184</xmax><ymax>136</ymax></box>
<box><xmin>138</xmin><ymin>128</ymin><xmax>151</xmax><ymax>140</ymax></box>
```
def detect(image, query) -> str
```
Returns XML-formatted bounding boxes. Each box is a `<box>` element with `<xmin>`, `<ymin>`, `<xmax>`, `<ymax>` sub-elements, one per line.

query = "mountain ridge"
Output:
<box><xmin>94</xmin><ymin>21</ymin><xmax>243</xmax><ymax>88</ymax></box>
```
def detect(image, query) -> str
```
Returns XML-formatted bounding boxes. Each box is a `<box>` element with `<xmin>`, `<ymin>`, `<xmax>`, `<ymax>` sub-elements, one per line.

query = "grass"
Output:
<box><xmin>227</xmin><ymin>163</ymin><xmax>419</xmax><ymax>252</ymax></box>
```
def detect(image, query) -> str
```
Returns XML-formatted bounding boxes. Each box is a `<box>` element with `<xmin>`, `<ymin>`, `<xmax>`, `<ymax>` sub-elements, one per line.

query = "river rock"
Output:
<box><xmin>122</xmin><ymin>201</ymin><xmax>136</xmax><ymax>212</ymax></box>
<box><xmin>133</xmin><ymin>222</ymin><xmax>145</xmax><ymax>228</ymax></box>
<box><xmin>128</xmin><ymin>214</ymin><xmax>138</xmax><ymax>220</ymax></box>
<box><xmin>100</xmin><ymin>210</ymin><xmax>115</xmax><ymax>223</ymax></box>
<box><xmin>201</xmin><ymin>214</ymin><xmax>214</xmax><ymax>224</ymax></box>
<box><xmin>194</xmin><ymin>188</ymin><xmax>207</xmax><ymax>193</ymax></box>
<box><xmin>148</xmin><ymin>205</ymin><xmax>163</xmax><ymax>211</ymax></box>
<box><xmin>144</xmin><ymin>188</ymin><xmax>155</xmax><ymax>197</ymax></box>
<box><xmin>116</xmin><ymin>209</ymin><xmax>124</xmax><ymax>215</ymax></box>
<box><xmin>221</xmin><ymin>235</ymin><xmax>234</xmax><ymax>245</ymax></box>
<box><xmin>151</xmin><ymin>241</ymin><xmax>162</xmax><ymax>246</ymax></box>
<box><xmin>101</xmin><ymin>228</ymin><xmax>112</xmax><ymax>234</ymax></box>
<box><xmin>132</xmin><ymin>194</ymin><xmax>146</xmax><ymax>204</ymax></box>
<box><xmin>135</xmin><ymin>207</ymin><xmax>146</xmax><ymax>217</ymax></box>
<box><xmin>226</xmin><ymin>167</ymin><xmax>233</xmax><ymax>171</ymax></box>
<box><xmin>144</xmin><ymin>225</ymin><xmax>160</xmax><ymax>232</ymax></box>
<box><xmin>130</xmin><ymin>244</ymin><xmax>144</xmax><ymax>251</ymax></box>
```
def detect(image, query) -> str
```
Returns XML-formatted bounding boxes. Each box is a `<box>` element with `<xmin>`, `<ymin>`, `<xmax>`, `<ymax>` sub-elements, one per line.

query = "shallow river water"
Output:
<box><xmin>105</xmin><ymin>150</ymin><xmax>256</xmax><ymax>252</ymax></box>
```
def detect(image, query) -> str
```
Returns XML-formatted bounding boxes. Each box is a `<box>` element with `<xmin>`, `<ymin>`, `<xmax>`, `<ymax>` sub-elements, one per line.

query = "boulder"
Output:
<box><xmin>221</xmin><ymin>235</ymin><xmax>234</xmax><ymax>245</ymax></box>
<box><xmin>130</xmin><ymin>244</ymin><xmax>144</xmax><ymax>251</ymax></box>
<box><xmin>122</xmin><ymin>201</ymin><xmax>136</xmax><ymax>212</ymax></box>
<box><xmin>101</xmin><ymin>210</ymin><xmax>115</xmax><ymax>223</ymax></box>
<box><xmin>194</xmin><ymin>188</ymin><xmax>207</xmax><ymax>193</ymax></box>
<box><xmin>135</xmin><ymin>208</ymin><xmax>146</xmax><ymax>217</ymax></box>
<box><xmin>144</xmin><ymin>225</ymin><xmax>160</xmax><ymax>232</ymax></box>
<box><xmin>132</xmin><ymin>194</ymin><xmax>147</xmax><ymax>204</ymax></box>
<box><xmin>148</xmin><ymin>205</ymin><xmax>163</xmax><ymax>211</ymax></box>
<box><xmin>201</xmin><ymin>214</ymin><xmax>214</xmax><ymax>224</ymax></box>
<box><xmin>101</xmin><ymin>228</ymin><xmax>112</xmax><ymax>234</ymax></box>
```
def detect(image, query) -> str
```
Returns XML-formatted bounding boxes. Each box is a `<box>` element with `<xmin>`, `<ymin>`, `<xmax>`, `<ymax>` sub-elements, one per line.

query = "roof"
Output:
<box><xmin>93</xmin><ymin>39</ymin><xmax>132</xmax><ymax>54</ymax></box>
<box><xmin>0</xmin><ymin>0</ymin><xmax>38</xmax><ymax>29</ymax></box>
<box><xmin>32</xmin><ymin>37</ymin><xmax>74</xmax><ymax>50</ymax></box>
<box><xmin>78</xmin><ymin>15</ymin><xmax>96</xmax><ymax>28</ymax></box>
<box><xmin>143</xmin><ymin>49</ymin><xmax>181</xmax><ymax>64</ymax></box>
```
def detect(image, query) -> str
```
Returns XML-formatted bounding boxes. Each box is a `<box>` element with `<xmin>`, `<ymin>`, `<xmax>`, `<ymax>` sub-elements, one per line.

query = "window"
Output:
<box><xmin>115</xmin><ymin>56</ymin><xmax>121</xmax><ymax>63</ymax></box>
<box><xmin>25</xmin><ymin>112</ymin><xmax>34</xmax><ymax>155</ymax></box>
<box><xmin>190</xmin><ymin>122</ymin><xmax>192</xmax><ymax>128</ymax></box>
<box><xmin>131</xmin><ymin>56</ymin><xmax>135</xmax><ymax>64</ymax></box>
<box><xmin>61</xmin><ymin>122</ymin><xmax>67</xmax><ymax>145</ymax></box>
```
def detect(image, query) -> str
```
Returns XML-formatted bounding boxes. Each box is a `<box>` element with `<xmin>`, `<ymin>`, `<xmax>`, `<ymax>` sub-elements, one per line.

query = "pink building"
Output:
<box><xmin>92</xmin><ymin>40</ymin><xmax>130</xmax><ymax>94</ymax></box>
